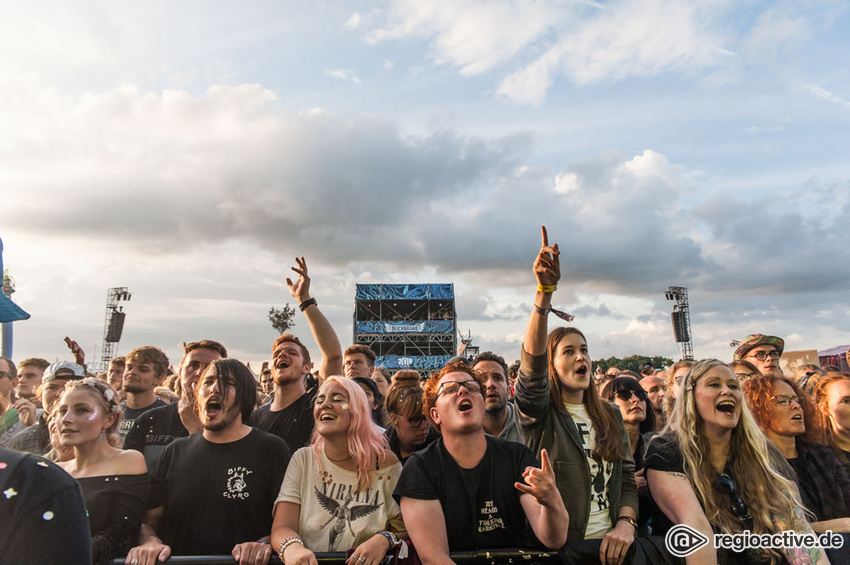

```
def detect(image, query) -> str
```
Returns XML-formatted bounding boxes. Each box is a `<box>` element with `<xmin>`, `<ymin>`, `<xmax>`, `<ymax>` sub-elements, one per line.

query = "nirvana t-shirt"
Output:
<box><xmin>563</xmin><ymin>402</ymin><xmax>613</xmax><ymax>539</ymax></box>
<box><xmin>249</xmin><ymin>391</ymin><xmax>315</xmax><ymax>450</ymax></box>
<box><xmin>150</xmin><ymin>429</ymin><xmax>291</xmax><ymax>555</ymax></box>
<box><xmin>393</xmin><ymin>435</ymin><xmax>538</xmax><ymax>550</ymax></box>
<box><xmin>275</xmin><ymin>447</ymin><xmax>404</xmax><ymax>551</ymax></box>
<box><xmin>119</xmin><ymin>399</ymin><xmax>167</xmax><ymax>443</ymax></box>
<box><xmin>123</xmin><ymin>402</ymin><xmax>189</xmax><ymax>468</ymax></box>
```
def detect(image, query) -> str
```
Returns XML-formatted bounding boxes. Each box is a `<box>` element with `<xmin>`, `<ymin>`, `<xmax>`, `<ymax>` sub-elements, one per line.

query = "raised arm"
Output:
<box><xmin>516</xmin><ymin>449</ymin><xmax>569</xmax><ymax>549</ymax></box>
<box><xmin>286</xmin><ymin>257</ymin><xmax>343</xmax><ymax>380</ymax></box>
<box><xmin>400</xmin><ymin>497</ymin><xmax>454</xmax><ymax>565</ymax></box>
<box><xmin>522</xmin><ymin>226</ymin><xmax>560</xmax><ymax>357</ymax></box>
<box><xmin>646</xmin><ymin>469</ymin><xmax>717</xmax><ymax>565</ymax></box>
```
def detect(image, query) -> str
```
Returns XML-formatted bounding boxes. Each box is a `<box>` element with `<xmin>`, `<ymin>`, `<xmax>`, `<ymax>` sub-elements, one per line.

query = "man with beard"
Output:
<box><xmin>472</xmin><ymin>352</ymin><xmax>519</xmax><ymax>442</ymax></box>
<box><xmin>124</xmin><ymin>340</ymin><xmax>227</xmax><ymax>467</ymax></box>
<box><xmin>639</xmin><ymin>374</ymin><xmax>667</xmax><ymax>429</ymax></box>
<box><xmin>126</xmin><ymin>359</ymin><xmax>291</xmax><ymax>565</ymax></box>
<box><xmin>249</xmin><ymin>257</ymin><xmax>342</xmax><ymax>450</ymax></box>
<box><xmin>118</xmin><ymin>347</ymin><xmax>170</xmax><ymax>443</ymax></box>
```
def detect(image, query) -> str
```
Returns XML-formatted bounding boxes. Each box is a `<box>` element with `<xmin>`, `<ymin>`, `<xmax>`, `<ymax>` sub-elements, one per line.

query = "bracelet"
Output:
<box><xmin>298</xmin><ymin>297</ymin><xmax>317</xmax><ymax>312</ymax></box>
<box><xmin>378</xmin><ymin>531</ymin><xmax>400</xmax><ymax>550</ymax></box>
<box><xmin>533</xmin><ymin>305</ymin><xmax>550</xmax><ymax>316</ymax></box>
<box><xmin>538</xmin><ymin>285</ymin><xmax>557</xmax><ymax>293</ymax></box>
<box><xmin>277</xmin><ymin>536</ymin><xmax>304</xmax><ymax>561</ymax></box>
<box><xmin>617</xmin><ymin>515</ymin><xmax>638</xmax><ymax>530</ymax></box>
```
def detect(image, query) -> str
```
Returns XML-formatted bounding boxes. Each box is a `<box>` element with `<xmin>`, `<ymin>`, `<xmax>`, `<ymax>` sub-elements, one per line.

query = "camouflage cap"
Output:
<box><xmin>733</xmin><ymin>334</ymin><xmax>785</xmax><ymax>360</ymax></box>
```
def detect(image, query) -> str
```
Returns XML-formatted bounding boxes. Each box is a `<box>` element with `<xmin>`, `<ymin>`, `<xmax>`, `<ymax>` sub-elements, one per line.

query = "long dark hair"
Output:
<box><xmin>601</xmin><ymin>376</ymin><xmax>656</xmax><ymax>435</ymax></box>
<box><xmin>546</xmin><ymin>327</ymin><xmax>625</xmax><ymax>461</ymax></box>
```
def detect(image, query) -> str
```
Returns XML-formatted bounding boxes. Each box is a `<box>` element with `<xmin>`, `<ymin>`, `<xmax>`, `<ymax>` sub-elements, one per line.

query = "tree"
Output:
<box><xmin>268</xmin><ymin>304</ymin><xmax>296</xmax><ymax>334</ymax></box>
<box><xmin>596</xmin><ymin>354</ymin><xmax>675</xmax><ymax>375</ymax></box>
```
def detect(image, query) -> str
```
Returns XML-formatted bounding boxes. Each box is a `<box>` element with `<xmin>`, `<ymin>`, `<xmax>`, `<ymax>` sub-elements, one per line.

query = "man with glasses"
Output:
<box><xmin>394</xmin><ymin>362</ymin><xmax>568</xmax><ymax>557</ymax></box>
<box><xmin>733</xmin><ymin>334</ymin><xmax>784</xmax><ymax>375</ymax></box>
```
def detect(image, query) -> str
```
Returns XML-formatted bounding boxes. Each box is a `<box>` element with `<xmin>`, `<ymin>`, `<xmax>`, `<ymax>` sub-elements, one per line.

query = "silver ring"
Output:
<box><xmin>358</xmin><ymin>557</ymin><xmax>366</xmax><ymax>563</ymax></box>
<box><xmin>131</xmin><ymin>561</ymin><xmax>139</xmax><ymax>564</ymax></box>
<box><xmin>351</xmin><ymin>555</ymin><xmax>359</xmax><ymax>561</ymax></box>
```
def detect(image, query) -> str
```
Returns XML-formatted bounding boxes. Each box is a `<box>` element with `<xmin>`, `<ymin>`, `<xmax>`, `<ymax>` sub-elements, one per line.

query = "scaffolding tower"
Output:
<box><xmin>664</xmin><ymin>286</ymin><xmax>694</xmax><ymax>360</ymax></box>
<box><xmin>99</xmin><ymin>287</ymin><xmax>132</xmax><ymax>372</ymax></box>
<box><xmin>353</xmin><ymin>284</ymin><xmax>456</xmax><ymax>374</ymax></box>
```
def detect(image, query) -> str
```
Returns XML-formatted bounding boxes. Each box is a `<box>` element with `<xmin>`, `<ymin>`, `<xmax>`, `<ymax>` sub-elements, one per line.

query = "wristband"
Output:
<box><xmin>256</xmin><ymin>539</ymin><xmax>270</xmax><ymax>545</ymax></box>
<box><xmin>378</xmin><ymin>531</ymin><xmax>400</xmax><ymax>550</ymax></box>
<box><xmin>533</xmin><ymin>305</ymin><xmax>550</xmax><ymax>316</ymax></box>
<box><xmin>617</xmin><ymin>515</ymin><xmax>638</xmax><ymax>530</ymax></box>
<box><xmin>277</xmin><ymin>536</ymin><xmax>304</xmax><ymax>561</ymax></box>
<box><xmin>538</xmin><ymin>285</ymin><xmax>557</xmax><ymax>293</ymax></box>
<box><xmin>298</xmin><ymin>297</ymin><xmax>317</xmax><ymax>312</ymax></box>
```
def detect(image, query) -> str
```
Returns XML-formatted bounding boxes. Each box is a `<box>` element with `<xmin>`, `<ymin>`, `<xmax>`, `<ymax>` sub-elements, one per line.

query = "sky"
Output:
<box><xmin>1</xmin><ymin>0</ymin><xmax>848</xmax><ymax>371</ymax></box>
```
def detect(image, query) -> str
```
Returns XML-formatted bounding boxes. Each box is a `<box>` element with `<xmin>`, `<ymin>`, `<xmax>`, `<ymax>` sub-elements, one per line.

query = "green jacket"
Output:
<box><xmin>514</xmin><ymin>348</ymin><xmax>638</xmax><ymax>542</ymax></box>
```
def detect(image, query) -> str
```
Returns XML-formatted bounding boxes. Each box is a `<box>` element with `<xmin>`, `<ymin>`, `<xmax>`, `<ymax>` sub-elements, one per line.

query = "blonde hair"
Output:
<box><xmin>669</xmin><ymin>359</ymin><xmax>804</xmax><ymax>537</ymax></box>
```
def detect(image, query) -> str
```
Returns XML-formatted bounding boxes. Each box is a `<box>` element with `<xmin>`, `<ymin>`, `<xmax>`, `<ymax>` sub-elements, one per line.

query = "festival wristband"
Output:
<box><xmin>537</xmin><ymin>285</ymin><xmax>557</xmax><ymax>293</ymax></box>
<box><xmin>299</xmin><ymin>297</ymin><xmax>317</xmax><ymax>312</ymax></box>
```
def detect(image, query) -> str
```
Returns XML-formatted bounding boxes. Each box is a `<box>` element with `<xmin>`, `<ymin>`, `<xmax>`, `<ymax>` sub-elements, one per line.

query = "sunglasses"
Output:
<box><xmin>614</xmin><ymin>389</ymin><xmax>646</xmax><ymax>402</ymax></box>
<box><xmin>717</xmin><ymin>473</ymin><xmax>752</xmax><ymax>521</ymax></box>
<box><xmin>436</xmin><ymin>380</ymin><xmax>482</xmax><ymax>398</ymax></box>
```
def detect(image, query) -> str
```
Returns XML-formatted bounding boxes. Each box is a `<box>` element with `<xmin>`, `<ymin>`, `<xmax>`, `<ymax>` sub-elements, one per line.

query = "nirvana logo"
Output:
<box><xmin>224</xmin><ymin>466</ymin><xmax>253</xmax><ymax>499</ymax></box>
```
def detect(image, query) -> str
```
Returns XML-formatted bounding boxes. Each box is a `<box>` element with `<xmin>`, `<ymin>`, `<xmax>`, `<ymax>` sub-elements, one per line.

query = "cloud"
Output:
<box><xmin>325</xmin><ymin>68</ymin><xmax>363</xmax><ymax>84</ymax></box>
<box><xmin>4</xmin><ymin>80</ymin><xmax>849</xmax><ymax>366</ymax></box>
<box><xmin>362</xmin><ymin>0</ymin><xmax>735</xmax><ymax>105</ymax></box>
<box><xmin>802</xmin><ymin>82</ymin><xmax>850</xmax><ymax>108</ymax></box>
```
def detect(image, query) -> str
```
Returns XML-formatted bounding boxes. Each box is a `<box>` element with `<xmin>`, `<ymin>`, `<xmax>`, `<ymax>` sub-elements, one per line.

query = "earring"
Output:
<box><xmin>97</xmin><ymin>430</ymin><xmax>106</xmax><ymax>442</ymax></box>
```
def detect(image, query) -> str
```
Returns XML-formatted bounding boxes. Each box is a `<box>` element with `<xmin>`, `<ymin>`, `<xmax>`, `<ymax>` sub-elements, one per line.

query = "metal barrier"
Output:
<box><xmin>112</xmin><ymin>548</ymin><xmax>561</xmax><ymax>565</ymax></box>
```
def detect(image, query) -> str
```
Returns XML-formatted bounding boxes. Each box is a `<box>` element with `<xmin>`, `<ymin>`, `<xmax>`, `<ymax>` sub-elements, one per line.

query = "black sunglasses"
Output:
<box><xmin>614</xmin><ymin>389</ymin><xmax>646</xmax><ymax>402</ymax></box>
<box><xmin>717</xmin><ymin>473</ymin><xmax>752</xmax><ymax>521</ymax></box>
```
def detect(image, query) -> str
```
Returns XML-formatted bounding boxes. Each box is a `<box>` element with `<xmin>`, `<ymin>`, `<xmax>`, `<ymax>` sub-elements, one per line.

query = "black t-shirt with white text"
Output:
<box><xmin>150</xmin><ymin>428</ymin><xmax>291</xmax><ymax>555</ymax></box>
<box><xmin>393</xmin><ymin>435</ymin><xmax>538</xmax><ymax>550</ymax></box>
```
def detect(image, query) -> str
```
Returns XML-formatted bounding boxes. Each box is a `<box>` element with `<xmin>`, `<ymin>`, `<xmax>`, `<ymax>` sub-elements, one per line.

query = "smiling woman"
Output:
<box><xmin>645</xmin><ymin>360</ymin><xmax>828</xmax><ymax>565</ymax></box>
<box><xmin>271</xmin><ymin>377</ymin><xmax>406</xmax><ymax>565</ymax></box>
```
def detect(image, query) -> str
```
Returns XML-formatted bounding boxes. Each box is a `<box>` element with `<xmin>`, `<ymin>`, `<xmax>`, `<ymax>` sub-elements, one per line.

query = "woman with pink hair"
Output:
<box><xmin>271</xmin><ymin>376</ymin><xmax>406</xmax><ymax>565</ymax></box>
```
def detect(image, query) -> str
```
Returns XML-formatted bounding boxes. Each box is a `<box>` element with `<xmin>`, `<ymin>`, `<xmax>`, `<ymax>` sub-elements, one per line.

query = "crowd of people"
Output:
<box><xmin>2</xmin><ymin>232</ymin><xmax>850</xmax><ymax>565</ymax></box>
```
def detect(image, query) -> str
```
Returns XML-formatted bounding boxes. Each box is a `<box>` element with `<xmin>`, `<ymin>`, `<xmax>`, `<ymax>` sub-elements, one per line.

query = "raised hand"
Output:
<box><xmin>533</xmin><ymin>226</ymin><xmax>560</xmax><ymax>288</ymax></box>
<box><xmin>286</xmin><ymin>256</ymin><xmax>311</xmax><ymax>303</ymax></box>
<box><xmin>64</xmin><ymin>336</ymin><xmax>85</xmax><ymax>366</ymax></box>
<box><xmin>515</xmin><ymin>449</ymin><xmax>560</xmax><ymax>507</ymax></box>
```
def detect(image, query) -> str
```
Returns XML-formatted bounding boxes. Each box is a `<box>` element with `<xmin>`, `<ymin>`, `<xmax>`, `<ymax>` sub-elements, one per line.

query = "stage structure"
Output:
<box><xmin>98</xmin><ymin>287</ymin><xmax>132</xmax><ymax>373</ymax></box>
<box><xmin>354</xmin><ymin>284</ymin><xmax>456</xmax><ymax>374</ymax></box>
<box><xmin>664</xmin><ymin>285</ymin><xmax>694</xmax><ymax>361</ymax></box>
<box><xmin>0</xmin><ymin>237</ymin><xmax>31</xmax><ymax>358</ymax></box>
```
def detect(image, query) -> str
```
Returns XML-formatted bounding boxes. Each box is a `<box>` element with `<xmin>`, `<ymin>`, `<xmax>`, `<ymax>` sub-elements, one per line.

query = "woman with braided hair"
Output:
<box><xmin>56</xmin><ymin>377</ymin><xmax>149</xmax><ymax>565</ymax></box>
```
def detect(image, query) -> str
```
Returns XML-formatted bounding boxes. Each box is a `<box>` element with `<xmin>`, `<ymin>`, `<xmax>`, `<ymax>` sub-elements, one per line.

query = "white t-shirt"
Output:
<box><xmin>275</xmin><ymin>447</ymin><xmax>404</xmax><ymax>551</ymax></box>
<box><xmin>563</xmin><ymin>402</ymin><xmax>614</xmax><ymax>539</ymax></box>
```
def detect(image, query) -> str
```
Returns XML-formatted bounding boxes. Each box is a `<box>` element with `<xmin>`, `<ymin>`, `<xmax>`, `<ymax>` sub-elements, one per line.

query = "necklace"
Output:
<box><xmin>326</xmin><ymin>451</ymin><xmax>352</xmax><ymax>463</ymax></box>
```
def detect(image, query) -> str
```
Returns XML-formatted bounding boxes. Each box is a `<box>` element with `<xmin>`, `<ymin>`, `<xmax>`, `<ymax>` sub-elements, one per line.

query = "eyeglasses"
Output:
<box><xmin>747</xmin><ymin>351</ymin><xmax>780</xmax><ymax>361</ymax></box>
<box><xmin>436</xmin><ymin>380</ymin><xmax>482</xmax><ymax>398</ymax></box>
<box><xmin>771</xmin><ymin>395</ymin><xmax>803</xmax><ymax>407</ymax></box>
<box><xmin>716</xmin><ymin>473</ymin><xmax>752</xmax><ymax>521</ymax></box>
<box><xmin>735</xmin><ymin>372</ymin><xmax>757</xmax><ymax>380</ymax></box>
<box><xmin>614</xmin><ymin>389</ymin><xmax>646</xmax><ymax>402</ymax></box>
<box><xmin>804</xmin><ymin>371</ymin><xmax>817</xmax><ymax>377</ymax></box>
<box><xmin>404</xmin><ymin>416</ymin><xmax>427</xmax><ymax>427</ymax></box>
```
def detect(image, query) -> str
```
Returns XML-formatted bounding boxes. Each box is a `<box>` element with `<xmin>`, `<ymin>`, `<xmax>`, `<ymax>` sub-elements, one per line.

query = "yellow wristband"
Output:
<box><xmin>537</xmin><ymin>285</ymin><xmax>557</xmax><ymax>293</ymax></box>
